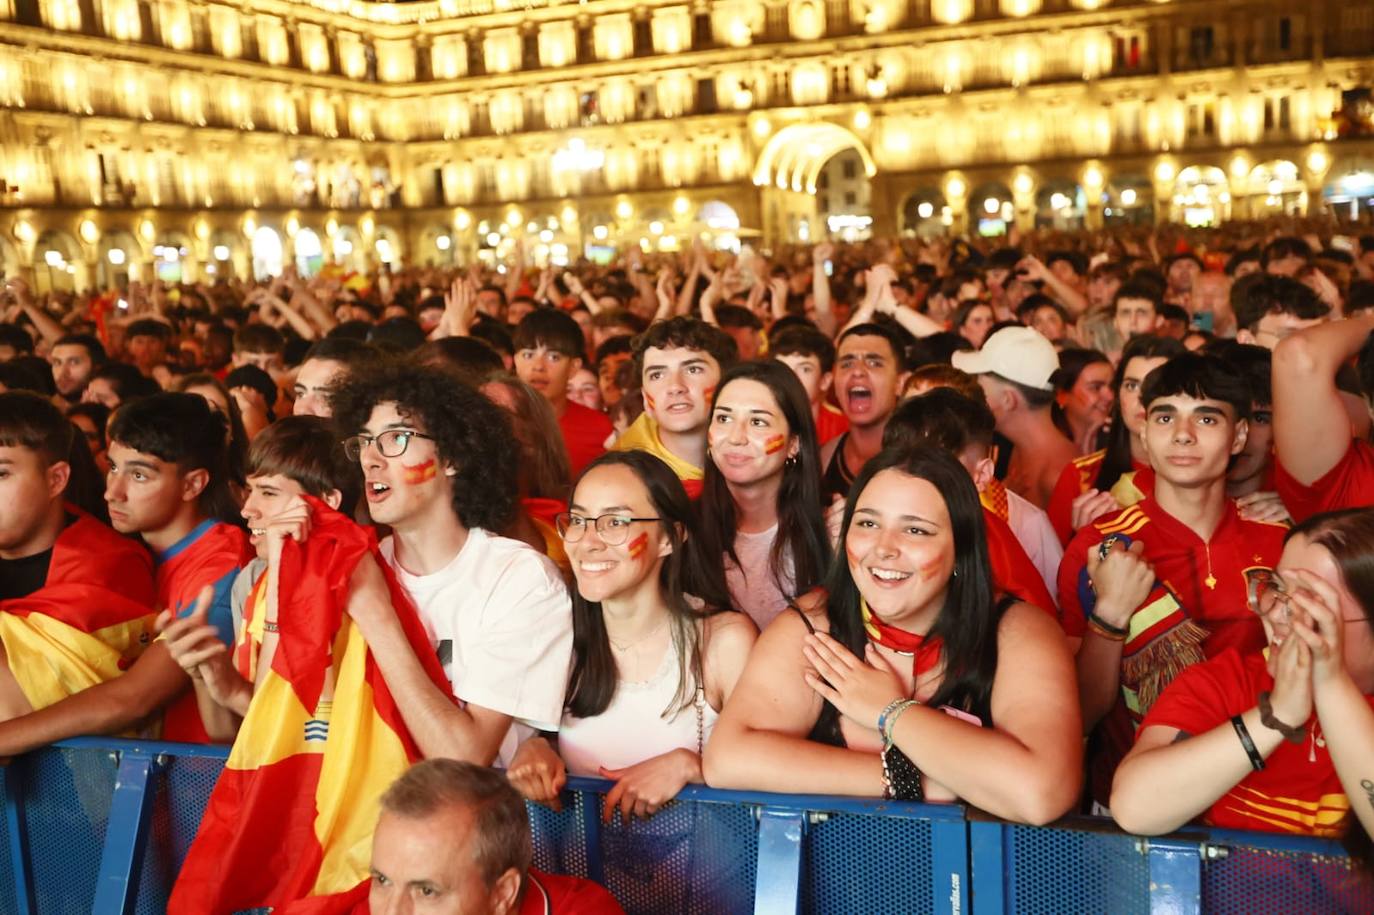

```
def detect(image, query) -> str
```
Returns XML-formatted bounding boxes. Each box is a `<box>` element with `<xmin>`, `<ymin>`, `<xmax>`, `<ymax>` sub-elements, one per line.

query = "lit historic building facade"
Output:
<box><xmin>1</xmin><ymin>0</ymin><xmax>1372</xmax><ymax>290</ymax></box>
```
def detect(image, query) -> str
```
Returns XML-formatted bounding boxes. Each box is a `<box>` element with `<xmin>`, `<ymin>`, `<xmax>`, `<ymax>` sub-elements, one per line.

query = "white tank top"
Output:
<box><xmin>559</xmin><ymin>632</ymin><xmax>717</xmax><ymax>777</ymax></box>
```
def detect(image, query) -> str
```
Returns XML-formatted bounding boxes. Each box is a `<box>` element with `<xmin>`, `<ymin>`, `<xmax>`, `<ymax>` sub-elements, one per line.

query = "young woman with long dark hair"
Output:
<box><xmin>703</xmin><ymin>447</ymin><xmax>1081</xmax><ymax>824</ymax></box>
<box><xmin>697</xmin><ymin>361</ymin><xmax>831</xmax><ymax>629</ymax></box>
<box><xmin>507</xmin><ymin>451</ymin><xmax>754</xmax><ymax>822</ymax></box>
<box><xmin>1045</xmin><ymin>335</ymin><xmax>1185</xmax><ymax>544</ymax></box>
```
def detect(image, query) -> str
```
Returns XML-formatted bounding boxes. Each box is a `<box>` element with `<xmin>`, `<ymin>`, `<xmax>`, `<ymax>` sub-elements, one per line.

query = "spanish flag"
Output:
<box><xmin>0</xmin><ymin>510</ymin><xmax>156</xmax><ymax>709</ymax></box>
<box><xmin>169</xmin><ymin>501</ymin><xmax>449</xmax><ymax>914</ymax></box>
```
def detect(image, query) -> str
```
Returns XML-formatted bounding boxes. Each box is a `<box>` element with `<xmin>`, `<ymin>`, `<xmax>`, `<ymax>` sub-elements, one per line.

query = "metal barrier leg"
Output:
<box><xmin>753</xmin><ymin>808</ymin><xmax>806</xmax><ymax>915</ymax></box>
<box><xmin>1147</xmin><ymin>838</ymin><xmax>1202</xmax><ymax>915</ymax></box>
<box><xmin>91</xmin><ymin>748</ymin><xmax>164</xmax><ymax>915</ymax></box>
<box><xmin>578</xmin><ymin>789</ymin><xmax>604</xmax><ymax>885</ymax></box>
<box><xmin>931</xmin><ymin>817</ymin><xmax>970</xmax><ymax>915</ymax></box>
<box><xmin>3</xmin><ymin>760</ymin><xmax>35</xmax><ymax>915</ymax></box>
<box><xmin>967</xmin><ymin>820</ymin><xmax>1005</xmax><ymax>915</ymax></box>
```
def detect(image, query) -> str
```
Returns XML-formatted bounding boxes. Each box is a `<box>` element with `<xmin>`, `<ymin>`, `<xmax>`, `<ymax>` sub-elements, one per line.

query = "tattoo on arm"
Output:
<box><xmin>1362</xmin><ymin>779</ymin><xmax>1374</xmax><ymax>812</ymax></box>
<box><xmin>1171</xmin><ymin>731</ymin><xmax>1192</xmax><ymax>744</ymax></box>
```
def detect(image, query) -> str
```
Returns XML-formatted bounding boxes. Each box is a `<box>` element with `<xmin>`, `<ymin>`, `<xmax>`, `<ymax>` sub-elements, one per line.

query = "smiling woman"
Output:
<box><xmin>507</xmin><ymin>451</ymin><xmax>753</xmax><ymax>827</ymax></box>
<box><xmin>703</xmin><ymin>446</ymin><xmax>1083</xmax><ymax>824</ymax></box>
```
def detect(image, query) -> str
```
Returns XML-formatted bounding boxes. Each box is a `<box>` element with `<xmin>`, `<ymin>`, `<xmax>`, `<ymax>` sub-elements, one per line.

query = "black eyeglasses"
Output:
<box><xmin>341</xmin><ymin>429</ymin><xmax>435</xmax><ymax>462</ymax></box>
<box><xmin>555</xmin><ymin>512</ymin><xmax>660</xmax><ymax>544</ymax></box>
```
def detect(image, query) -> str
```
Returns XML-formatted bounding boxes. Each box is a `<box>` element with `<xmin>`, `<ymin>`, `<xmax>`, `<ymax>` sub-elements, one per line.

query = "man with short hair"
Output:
<box><xmin>514</xmin><ymin>309</ymin><xmax>612</xmax><ymax>479</ymax></box>
<box><xmin>160</xmin><ymin>415</ymin><xmax>360</xmax><ymax>741</ymax></box>
<box><xmin>333</xmin><ymin>363</ymin><xmax>573</xmax><ymax>765</ymax></box>
<box><xmin>0</xmin><ymin>393</ymin><xmax>252</xmax><ymax>754</ymax></box>
<box><xmin>293</xmin><ymin>337</ymin><xmax>377</xmax><ymax>418</ymax></box>
<box><xmin>1111</xmin><ymin>282</ymin><xmax>1163</xmax><ymax>349</ymax></box>
<box><xmin>48</xmin><ymin>333</ymin><xmax>106</xmax><ymax>407</ymax></box>
<box><xmin>613</xmin><ymin>316</ymin><xmax>738</xmax><ymax>498</ymax></box>
<box><xmin>1233</xmin><ymin>274</ymin><xmax>1331</xmax><ymax>349</ymax></box>
<box><xmin>713</xmin><ymin>305</ymin><xmax>763</xmax><ymax>362</ymax></box>
<box><xmin>0</xmin><ymin>392</ymin><xmax>156</xmax><ymax>720</ymax></box>
<box><xmin>1060</xmin><ymin>352</ymin><xmax>1286</xmax><ymax>809</ymax></box>
<box><xmin>953</xmin><ymin>326</ymin><xmax>1076</xmax><ymax>510</ymax></box>
<box><xmin>818</xmin><ymin>322</ymin><xmax>911</xmax><ymax>503</ymax></box>
<box><xmin>593</xmin><ymin>336</ymin><xmax>633</xmax><ymax>410</ymax></box>
<box><xmin>1261</xmin><ymin>236</ymin><xmax>1311</xmax><ymax>277</ymax></box>
<box><xmin>122</xmin><ymin>318</ymin><xmax>174</xmax><ymax>385</ymax></box>
<box><xmin>232</xmin><ymin>324</ymin><xmax>288</xmax><ymax>374</ymax></box>
<box><xmin>769</xmin><ymin>323</ymin><xmax>848</xmax><ymax>445</ymax></box>
<box><xmin>362</xmin><ymin>760</ymin><xmax>623</xmax><ymax>914</ymax></box>
<box><xmin>0</xmin><ymin>323</ymin><xmax>35</xmax><ymax>362</ymax></box>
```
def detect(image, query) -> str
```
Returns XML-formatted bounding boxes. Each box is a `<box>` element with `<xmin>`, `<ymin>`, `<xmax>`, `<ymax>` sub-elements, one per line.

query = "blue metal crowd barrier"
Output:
<box><xmin>1</xmin><ymin>738</ymin><xmax>1371</xmax><ymax>914</ymax></box>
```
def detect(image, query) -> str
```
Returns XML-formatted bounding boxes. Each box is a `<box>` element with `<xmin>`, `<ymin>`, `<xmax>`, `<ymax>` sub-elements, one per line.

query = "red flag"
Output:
<box><xmin>170</xmin><ymin>501</ymin><xmax>450</xmax><ymax>914</ymax></box>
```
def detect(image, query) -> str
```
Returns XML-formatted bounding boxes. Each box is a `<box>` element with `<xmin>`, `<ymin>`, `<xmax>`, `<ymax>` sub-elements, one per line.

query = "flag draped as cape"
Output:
<box><xmin>169</xmin><ymin>501</ymin><xmax>450</xmax><ymax>914</ymax></box>
<box><xmin>0</xmin><ymin>510</ymin><xmax>156</xmax><ymax>709</ymax></box>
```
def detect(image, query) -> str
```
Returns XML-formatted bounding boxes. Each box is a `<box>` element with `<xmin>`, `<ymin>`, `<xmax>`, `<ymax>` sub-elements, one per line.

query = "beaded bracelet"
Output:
<box><xmin>876</xmin><ymin>697</ymin><xmax>907</xmax><ymax>739</ymax></box>
<box><xmin>882</xmin><ymin>699</ymin><xmax>922</xmax><ymax>749</ymax></box>
<box><xmin>264</xmin><ymin>620</ymin><xmax>279</xmax><ymax>634</ymax></box>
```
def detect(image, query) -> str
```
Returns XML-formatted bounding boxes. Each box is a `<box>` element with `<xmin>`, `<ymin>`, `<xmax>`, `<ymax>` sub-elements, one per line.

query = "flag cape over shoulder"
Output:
<box><xmin>170</xmin><ymin>500</ymin><xmax>450</xmax><ymax>914</ymax></box>
<box><xmin>0</xmin><ymin>510</ymin><xmax>156</xmax><ymax>709</ymax></box>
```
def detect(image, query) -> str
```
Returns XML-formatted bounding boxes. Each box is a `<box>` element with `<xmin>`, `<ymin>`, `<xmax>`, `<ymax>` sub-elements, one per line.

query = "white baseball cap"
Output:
<box><xmin>951</xmin><ymin>326</ymin><xmax>1059</xmax><ymax>391</ymax></box>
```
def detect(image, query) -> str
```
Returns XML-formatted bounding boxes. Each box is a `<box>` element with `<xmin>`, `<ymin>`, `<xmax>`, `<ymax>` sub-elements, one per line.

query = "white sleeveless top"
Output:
<box><xmin>559</xmin><ymin>632</ymin><xmax>718</xmax><ymax>777</ymax></box>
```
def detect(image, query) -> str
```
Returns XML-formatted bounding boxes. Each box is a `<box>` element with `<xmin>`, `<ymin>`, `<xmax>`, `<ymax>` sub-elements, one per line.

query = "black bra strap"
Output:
<box><xmin>788</xmin><ymin>603</ymin><xmax>815</xmax><ymax>634</ymax></box>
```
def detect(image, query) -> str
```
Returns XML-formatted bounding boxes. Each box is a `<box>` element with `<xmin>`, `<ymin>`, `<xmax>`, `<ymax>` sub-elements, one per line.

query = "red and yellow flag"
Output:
<box><xmin>0</xmin><ymin>511</ymin><xmax>156</xmax><ymax>709</ymax></box>
<box><xmin>170</xmin><ymin>501</ymin><xmax>450</xmax><ymax>914</ymax></box>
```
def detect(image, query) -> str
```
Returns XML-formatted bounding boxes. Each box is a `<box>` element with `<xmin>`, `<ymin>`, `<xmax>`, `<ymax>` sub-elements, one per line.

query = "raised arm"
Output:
<box><xmin>812</xmin><ymin>243</ymin><xmax>835</xmax><ymax>335</ymax></box>
<box><xmin>1273</xmin><ymin>314</ymin><xmax>1374</xmax><ymax>485</ymax></box>
<box><xmin>345</xmin><ymin>554</ymin><xmax>510</xmax><ymax>764</ymax></box>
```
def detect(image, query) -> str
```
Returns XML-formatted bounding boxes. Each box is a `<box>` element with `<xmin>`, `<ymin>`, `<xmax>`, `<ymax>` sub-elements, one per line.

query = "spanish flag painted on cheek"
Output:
<box><xmin>170</xmin><ymin>501</ymin><xmax>450</xmax><ymax>914</ymax></box>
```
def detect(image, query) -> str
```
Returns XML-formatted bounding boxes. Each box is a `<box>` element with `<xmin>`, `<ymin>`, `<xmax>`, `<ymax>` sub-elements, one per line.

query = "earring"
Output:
<box><xmin>785</xmin><ymin>455</ymin><xmax>798</xmax><ymax>467</ymax></box>
<box><xmin>951</xmin><ymin>568</ymin><xmax>959</xmax><ymax>578</ymax></box>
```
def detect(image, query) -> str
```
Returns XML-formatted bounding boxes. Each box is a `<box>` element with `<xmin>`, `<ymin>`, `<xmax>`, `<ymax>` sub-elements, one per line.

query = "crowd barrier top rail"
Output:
<box><xmin>0</xmin><ymin>737</ymin><xmax>1369</xmax><ymax>915</ymax></box>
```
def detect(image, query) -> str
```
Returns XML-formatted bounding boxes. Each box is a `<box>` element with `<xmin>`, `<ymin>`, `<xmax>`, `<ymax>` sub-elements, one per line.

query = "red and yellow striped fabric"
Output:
<box><xmin>170</xmin><ymin>501</ymin><xmax>450</xmax><ymax>914</ymax></box>
<box><xmin>0</xmin><ymin>511</ymin><xmax>156</xmax><ymax>710</ymax></box>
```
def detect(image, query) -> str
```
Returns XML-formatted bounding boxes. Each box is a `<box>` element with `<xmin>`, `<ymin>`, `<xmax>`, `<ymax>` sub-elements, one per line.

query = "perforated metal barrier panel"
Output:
<box><xmin>1003</xmin><ymin>822</ymin><xmax>1150</xmax><ymax>915</ymax></box>
<box><xmin>1202</xmin><ymin>832</ymin><xmax>1374</xmax><ymax>915</ymax></box>
<box><xmin>1</xmin><ymin>741</ymin><xmax>1372</xmax><ymax>915</ymax></box>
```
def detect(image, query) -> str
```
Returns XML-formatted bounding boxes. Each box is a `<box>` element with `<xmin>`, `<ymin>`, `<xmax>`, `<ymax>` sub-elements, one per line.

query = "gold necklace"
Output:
<box><xmin>607</xmin><ymin>615</ymin><xmax>668</xmax><ymax>654</ymax></box>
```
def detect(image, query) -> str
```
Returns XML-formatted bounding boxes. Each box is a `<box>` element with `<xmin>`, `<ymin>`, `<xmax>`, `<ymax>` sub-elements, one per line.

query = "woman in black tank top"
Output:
<box><xmin>703</xmin><ymin>446</ymin><xmax>1083</xmax><ymax>824</ymax></box>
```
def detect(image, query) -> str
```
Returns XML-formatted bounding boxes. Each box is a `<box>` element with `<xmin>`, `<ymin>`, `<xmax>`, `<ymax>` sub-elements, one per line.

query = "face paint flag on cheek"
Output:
<box><xmin>764</xmin><ymin>434</ymin><xmax>787</xmax><ymax>455</ymax></box>
<box><xmin>402</xmin><ymin>458</ymin><xmax>438</xmax><ymax>485</ymax></box>
<box><xmin>644</xmin><ymin>393</ymin><xmax>657</xmax><ymax>413</ymax></box>
<box><xmin>627</xmin><ymin>532</ymin><xmax>648</xmax><ymax>560</ymax></box>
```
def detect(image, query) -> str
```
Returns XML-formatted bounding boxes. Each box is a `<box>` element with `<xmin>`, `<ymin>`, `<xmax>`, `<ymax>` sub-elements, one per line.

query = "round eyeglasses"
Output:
<box><xmin>341</xmin><ymin>429</ymin><xmax>436</xmax><ymax>462</ymax></box>
<box><xmin>555</xmin><ymin>512</ymin><xmax>660</xmax><ymax>545</ymax></box>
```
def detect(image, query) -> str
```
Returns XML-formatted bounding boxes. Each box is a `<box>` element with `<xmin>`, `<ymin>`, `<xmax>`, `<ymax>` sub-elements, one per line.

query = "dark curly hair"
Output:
<box><xmin>331</xmin><ymin>360</ymin><xmax>520</xmax><ymax>533</ymax></box>
<box><xmin>630</xmin><ymin>316</ymin><xmax>739</xmax><ymax>381</ymax></box>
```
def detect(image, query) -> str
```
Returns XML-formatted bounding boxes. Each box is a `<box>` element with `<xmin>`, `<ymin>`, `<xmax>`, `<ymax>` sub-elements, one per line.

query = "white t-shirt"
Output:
<box><xmin>380</xmin><ymin>527</ymin><xmax>573</xmax><ymax>765</ymax></box>
<box><xmin>1005</xmin><ymin>489</ymin><xmax>1063</xmax><ymax>607</ymax></box>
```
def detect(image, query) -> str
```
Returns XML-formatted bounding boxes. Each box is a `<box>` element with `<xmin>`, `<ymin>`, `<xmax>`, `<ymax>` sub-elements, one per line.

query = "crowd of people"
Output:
<box><xmin>2</xmin><ymin>216</ymin><xmax>1374</xmax><ymax>913</ymax></box>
